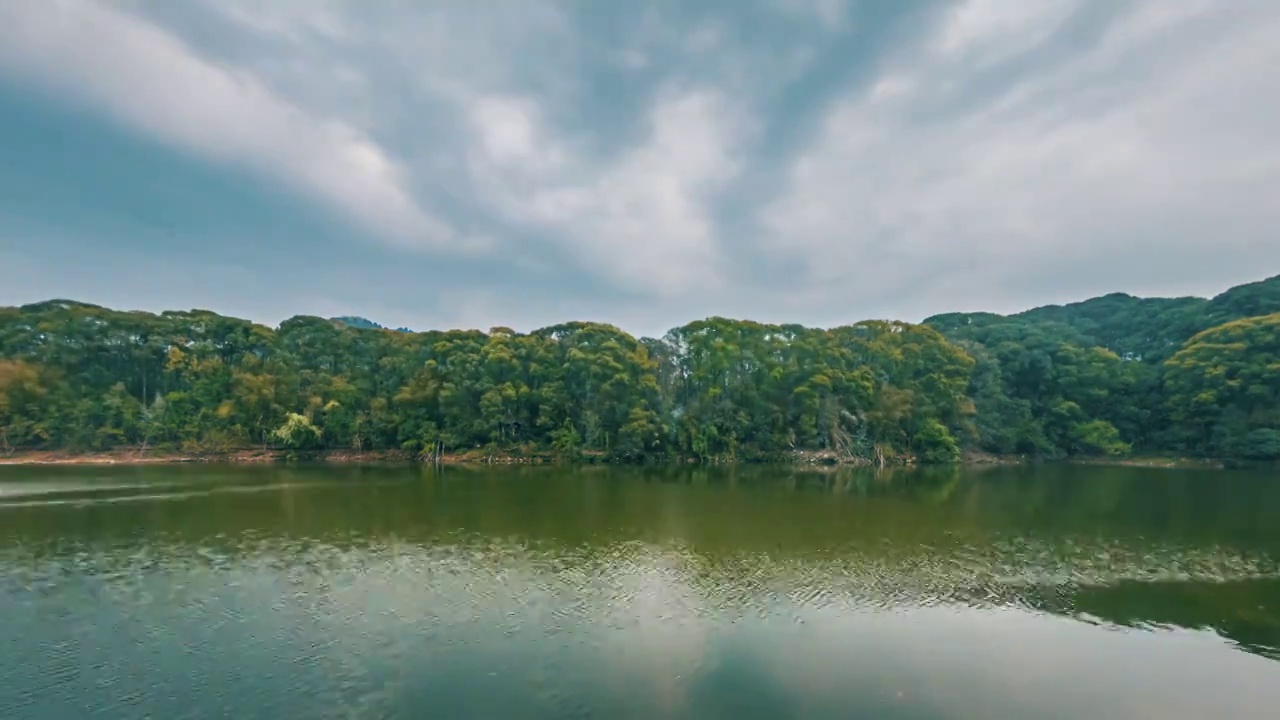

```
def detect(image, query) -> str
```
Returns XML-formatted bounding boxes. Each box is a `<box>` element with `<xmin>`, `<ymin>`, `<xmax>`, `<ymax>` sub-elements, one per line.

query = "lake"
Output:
<box><xmin>2</xmin><ymin>464</ymin><xmax>1279</xmax><ymax>719</ymax></box>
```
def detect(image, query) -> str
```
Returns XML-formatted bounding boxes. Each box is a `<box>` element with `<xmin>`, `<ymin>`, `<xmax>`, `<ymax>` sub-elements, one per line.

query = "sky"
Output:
<box><xmin>0</xmin><ymin>0</ymin><xmax>1277</xmax><ymax>338</ymax></box>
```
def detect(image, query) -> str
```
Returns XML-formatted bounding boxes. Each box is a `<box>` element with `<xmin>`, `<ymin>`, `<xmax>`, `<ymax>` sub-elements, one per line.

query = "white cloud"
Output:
<box><xmin>3</xmin><ymin>0</ymin><xmax>1278</xmax><ymax>331</ymax></box>
<box><xmin>936</xmin><ymin>0</ymin><xmax>1079</xmax><ymax>63</ymax></box>
<box><xmin>469</xmin><ymin>96</ymin><xmax>565</xmax><ymax>172</ymax></box>
<box><xmin>761</xmin><ymin>0</ymin><xmax>1280</xmax><ymax>317</ymax></box>
<box><xmin>0</xmin><ymin>0</ymin><xmax>461</xmax><ymax>252</ymax></box>
<box><xmin>468</xmin><ymin>89</ymin><xmax>745</xmax><ymax>298</ymax></box>
<box><xmin>0</xmin><ymin>0</ymin><xmax>752</xmax><ymax>310</ymax></box>
<box><xmin>200</xmin><ymin>0</ymin><xmax>350</xmax><ymax>44</ymax></box>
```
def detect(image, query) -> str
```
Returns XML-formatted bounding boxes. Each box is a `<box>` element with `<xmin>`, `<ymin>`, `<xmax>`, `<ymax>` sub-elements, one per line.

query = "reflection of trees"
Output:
<box><xmin>6</xmin><ymin>464</ymin><xmax>1280</xmax><ymax>558</ymax></box>
<box><xmin>1069</xmin><ymin>579</ymin><xmax>1280</xmax><ymax>662</ymax></box>
<box><xmin>5</xmin><ymin>464</ymin><xmax>1280</xmax><ymax>665</ymax></box>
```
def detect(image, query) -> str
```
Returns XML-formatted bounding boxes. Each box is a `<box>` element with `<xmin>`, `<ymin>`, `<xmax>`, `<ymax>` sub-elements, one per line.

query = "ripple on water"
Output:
<box><xmin>2</xmin><ymin>527</ymin><xmax>1280</xmax><ymax>718</ymax></box>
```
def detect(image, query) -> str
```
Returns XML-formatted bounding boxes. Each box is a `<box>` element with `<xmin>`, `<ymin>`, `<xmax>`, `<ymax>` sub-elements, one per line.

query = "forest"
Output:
<box><xmin>1</xmin><ymin>275</ymin><xmax>1278</xmax><ymax>464</ymax></box>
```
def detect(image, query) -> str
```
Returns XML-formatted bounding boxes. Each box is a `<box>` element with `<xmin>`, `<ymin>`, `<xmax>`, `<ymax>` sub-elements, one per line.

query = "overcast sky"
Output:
<box><xmin>1</xmin><ymin>0</ymin><xmax>1277</xmax><ymax>337</ymax></box>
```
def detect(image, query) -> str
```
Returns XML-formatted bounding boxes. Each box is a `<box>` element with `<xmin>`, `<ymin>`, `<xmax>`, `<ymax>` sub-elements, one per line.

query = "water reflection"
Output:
<box><xmin>1</xmin><ymin>464</ymin><xmax>1279</xmax><ymax>719</ymax></box>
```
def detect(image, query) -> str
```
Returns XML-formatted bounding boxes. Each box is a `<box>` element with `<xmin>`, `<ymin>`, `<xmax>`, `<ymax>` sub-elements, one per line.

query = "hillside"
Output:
<box><xmin>2</xmin><ymin>273</ymin><xmax>1278</xmax><ymax>463</ymax></box>
<box><xmin>330</xmin><ymin>316</ymin><xmax>412</xmax><ymax>333</ymax></box>
<box><xmin>926</xmin><ymin>275</ymin><xmax>1280</xmax><ymax>362</ymax></box>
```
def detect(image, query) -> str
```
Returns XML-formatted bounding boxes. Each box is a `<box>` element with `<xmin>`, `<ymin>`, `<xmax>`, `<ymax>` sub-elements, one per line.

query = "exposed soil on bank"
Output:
<box><xmin>962</xmin><ymin>450</ymin><xmax>1028</xmax><ymax>465</ymax></box>
<box><xmin>0</xmin><ymin>448</ymin><xmax>898</xmax><ymax>467</ymax></box>
<box><xmin>1068</xmin><ymin>455</ymin><xmax>1224</xmax><ymax>469</ymax></box>
<box><xmin>0</xmin><ymin>448</ymin><xmax>1219</xmax><ymax>469</ymax></box>
<box><xmin>0</xmin><ymin>448</ymin><xmax>548</xmax><ymax>466</ymax></box>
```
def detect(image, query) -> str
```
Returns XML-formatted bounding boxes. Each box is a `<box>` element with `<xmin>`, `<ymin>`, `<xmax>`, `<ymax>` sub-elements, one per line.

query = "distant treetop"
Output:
<box><xmin>330</xmin><ymin>316</ymin><xmax>412</xmax><ymax>333</ymax></box>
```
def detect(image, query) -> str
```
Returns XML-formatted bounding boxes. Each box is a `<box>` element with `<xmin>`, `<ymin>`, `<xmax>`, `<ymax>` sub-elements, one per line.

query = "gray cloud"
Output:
<box><xmin>1</xmin><ymin>0</ymin><xmax>1277</xmax><ymax>332</ymax></box>
<box><xmin>762</xmin><ymin>0</ymin><xmax>1280</xmax><ymax>319</ymax></box>
<box><xmin>467</xmin><ymin>88</ymin><xmax>747</xmax><ymax>297</ymax></box>
<box><xmin>0</xmin><ymin>0</ymin><xmax>475</xmax><ymax>253</ymax></box>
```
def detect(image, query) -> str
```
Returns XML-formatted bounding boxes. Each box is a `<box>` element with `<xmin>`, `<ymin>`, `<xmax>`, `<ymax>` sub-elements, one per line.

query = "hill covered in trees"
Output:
<box><xmin>2</xmin><ymin>276</ymin><xmax>1278</xmax><ymax>464</ymax></box>
<box><xmin>330</xmin><ymin>316</ymin><xmax>412</xmax><ymax>333</ymax></box>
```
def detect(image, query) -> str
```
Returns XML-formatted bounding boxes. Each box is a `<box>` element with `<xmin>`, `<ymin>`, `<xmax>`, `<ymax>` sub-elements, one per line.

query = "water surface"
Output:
<box><xmin>2</xmin><ymin>464</ymin><xmax>1279</xmax><ymax>719</ymax></box>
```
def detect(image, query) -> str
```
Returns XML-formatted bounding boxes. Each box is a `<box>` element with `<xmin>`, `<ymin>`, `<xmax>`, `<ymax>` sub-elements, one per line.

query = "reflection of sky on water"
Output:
<box><xmin>5</xmin><ymin>533</ymin><xmax>1280</xmax><ymax>719</ymax></box>
<box><xmin>709</xmin><ymin>606</ymin><xmax>1279</xmax><ymax>720</ymax></box>
<box><xmin>4</xmin><ymin>464</ymin><xmax>1280</xmax><ymax>718</ymax></box>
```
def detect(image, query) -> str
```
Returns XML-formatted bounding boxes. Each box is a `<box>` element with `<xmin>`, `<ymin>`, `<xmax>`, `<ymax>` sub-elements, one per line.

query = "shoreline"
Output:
<box><xmin>0</xmin><ymin>448</ymin><xmax>1221</xmax><ymax>469</ymax></box>
<box><xmin>0</xmin><ymin>448</ymin><xmax>535</xmax><ymax>467</ymax></box>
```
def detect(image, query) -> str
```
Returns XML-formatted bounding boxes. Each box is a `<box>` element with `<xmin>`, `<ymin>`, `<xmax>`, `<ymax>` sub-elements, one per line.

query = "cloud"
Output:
<box><xmin>935</xmin><ymin>0</ymin><xmax>1080</xmax><ymax>63</ymax></box>
<box><xmin>467</xmin><ymin>88</ymin><xmax>746</xmax><ymax>298</ymax></box>
<box><xmin>761</xmin><ymin>0</ymin><xmax>1280</xmax><ymax>318</ymax></box>
<box><xmin>0</xmin><ymin>0</ymin><xmax>746</xmax><ymax>301</ymax></box>
<box><xmin>772</xmin><ymin>0</ymin><xmax>853</xmax><ymax>31</ymax></box>
<box><xmin>0</xmin><ymin>0</ymin><xmax>463</xmax><ymax>252</ymax></box>
<box><xmin>2</xmin><ymin>0</ymin><xmax>1278</xmax><ymax>333</ymax></box>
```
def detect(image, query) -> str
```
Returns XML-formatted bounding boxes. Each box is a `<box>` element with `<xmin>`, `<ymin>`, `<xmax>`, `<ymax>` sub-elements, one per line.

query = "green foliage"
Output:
<box><xmin>1069</xmin><ymin>420</ymin><xmax>1131</xmax><ymax>457</ymax></box>
<box><xmin>1235</xmin><ymin>429</ymin><xmax>1280</xmax><ymax>461</ymax></box>
<box><xmin>330</xmin><ymin>316</ymin><xmax>412</xmax><ymax>333</ymax></box>
<box><xmin>272</xmin><ymin>412</ymin><xmax>322</xmax><ymax>450</ymax></box>
<box><xmin>927</xmin><ymin>275</ymin><xmax>1280</xmax><ymax>363</ymax></box>
<box><xmin>920</xmin><ymin>277</ymin><xmax>1280</xmax><ymax>460</ymax></box>
<box><xmin>1161</xmin><ymin>313</ymin><xmax>1280</xmax><ymax>457</ymax></box>
<box><xmin>2</xmin><ymin>275</ymin><xmax>1278</xmax><ymax>462</ymax></box>
<box><xmin>914</xmin><ymin>420</ymin><xmax>961</xmax><ymax>464</ymax></box>
<box><xmin>549</xmin><ymin>420</ymin><xmax>582</xmax><ymax>460</ymax></box>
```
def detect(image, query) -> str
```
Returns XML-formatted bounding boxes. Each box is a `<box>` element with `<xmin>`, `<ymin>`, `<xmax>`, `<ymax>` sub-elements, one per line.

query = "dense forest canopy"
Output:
<box><xmin>2</xmin><ymin>275</ymin><xmax>1278</xmax><ymax>463</ymax></box>
<box><xmin>330</xmin><ymin>316</ymin><xmax>412</xmax><ymax>333</ymax></box>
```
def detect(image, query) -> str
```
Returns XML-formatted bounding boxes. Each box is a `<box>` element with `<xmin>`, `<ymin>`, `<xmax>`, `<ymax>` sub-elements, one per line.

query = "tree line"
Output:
<box><xmin>2</xmin><ymin>275</ymin><xmax>1278</xmax><ymax>463</ymax></box>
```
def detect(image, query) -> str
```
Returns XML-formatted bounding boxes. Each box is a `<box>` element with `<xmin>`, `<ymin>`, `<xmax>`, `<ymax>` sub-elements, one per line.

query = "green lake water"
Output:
<box><xmin>2</xmin><ymin>463</ymin><xmax>1279</xmax><ymax>719</ymax></box>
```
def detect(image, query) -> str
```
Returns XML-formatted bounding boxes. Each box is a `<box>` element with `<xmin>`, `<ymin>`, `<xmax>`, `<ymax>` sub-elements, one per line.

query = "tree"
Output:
<box><xmin>1069</xmin><ymin>420</ymin><xmax>1131</xmax><ymax>457</ymax></box>
<box><xmin>0</xmin><ymin>359</ymin><xmax>48</xmax><ymax>451</ymax></box>
<box><xmin>1163</xmin><ymin>313</ymin><xmax>1280</xmax><ymax>456</ymax></box>
<box><xmin>3</xmin><ymin>275</ymin><xmax>1279</xmax><ymax>463</ymax></box>
<box><xmin>914</xmin><ymin>419</ymin><xmax>961</xmax><ymax>464</ymax></box>
<box><xmin>272</xmin><ymin>412</ymin><xmax>322</xmax><ymax>451</ymax></box>
<box><xmin>1234</xmin><ymin>429</ymin><xmax>1280</xmax><ymax>461</ymax></box>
